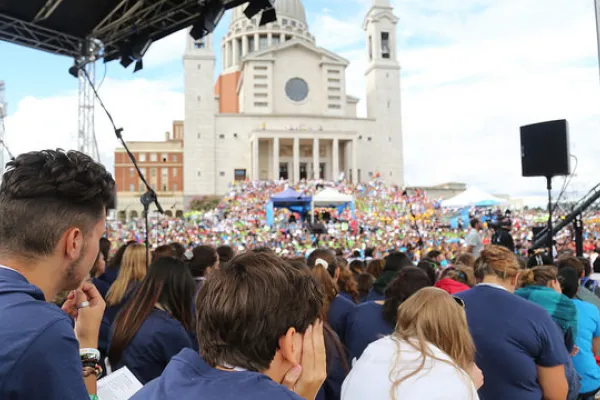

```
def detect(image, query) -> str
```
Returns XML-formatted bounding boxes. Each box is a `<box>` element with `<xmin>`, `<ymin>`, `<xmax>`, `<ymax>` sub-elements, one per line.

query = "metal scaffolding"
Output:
<box><xmin>0</xmin><ymin>81</ymin><xmax>6</xmax><ymax>172</ymax></box>
<box><xmin>77</xmin><ymin>40</ymin><xmax>101</xmax><ymax>161</ymax></box>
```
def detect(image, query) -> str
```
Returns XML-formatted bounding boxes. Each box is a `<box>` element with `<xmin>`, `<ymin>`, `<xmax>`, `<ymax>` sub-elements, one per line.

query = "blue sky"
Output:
<box><xmin>1</xmin><ymin>0</ymin><xmax>600</xmax><ymax>199</ymax></box>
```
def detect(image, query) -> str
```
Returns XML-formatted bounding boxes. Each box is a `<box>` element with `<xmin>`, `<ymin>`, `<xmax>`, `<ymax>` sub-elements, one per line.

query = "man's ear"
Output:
<box><xmin>278</xmin><ymin>327</ymin><xmax>300</xmax><ymax>365</ymax></box>
<box><xmin>63</xmin><ymin>227</ymin><xmax>83</xmax><ymax>261</ymax></box>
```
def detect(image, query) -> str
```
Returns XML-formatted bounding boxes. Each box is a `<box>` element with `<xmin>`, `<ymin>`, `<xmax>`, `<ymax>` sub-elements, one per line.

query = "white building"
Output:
<box><xmin>183</xmin><ymin>0</ymin><xmax>404</xmax><ymax>201</ymax></box>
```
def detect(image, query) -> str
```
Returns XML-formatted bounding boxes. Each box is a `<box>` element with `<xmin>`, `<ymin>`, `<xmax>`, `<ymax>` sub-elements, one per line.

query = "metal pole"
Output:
<box><xmin>595</xmin><ymin>0</ymin><xmax>600</xmax><ymax>82</ymax></box>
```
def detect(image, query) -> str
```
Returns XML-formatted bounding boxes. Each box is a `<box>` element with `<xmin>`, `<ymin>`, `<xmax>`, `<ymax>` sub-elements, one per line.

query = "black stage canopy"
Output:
<box><xmin>0</xmin><ymin>0</ymin><xmax>269</xmax><ymax>63</ymax></box>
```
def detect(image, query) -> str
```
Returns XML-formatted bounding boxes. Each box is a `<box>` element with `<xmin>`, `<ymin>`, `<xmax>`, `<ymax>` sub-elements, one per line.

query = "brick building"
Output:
<box><xmin>114</xmin><ymin>121</ymin><xmax>184</xmax><ymax>220</ymax></box>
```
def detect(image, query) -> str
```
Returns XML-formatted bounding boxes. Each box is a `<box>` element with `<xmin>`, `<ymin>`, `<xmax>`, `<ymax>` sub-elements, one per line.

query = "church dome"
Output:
<box><xmin>231</xmin><ymin>0</ymin><xmax>307</xmax><ymax>25</ymax></box>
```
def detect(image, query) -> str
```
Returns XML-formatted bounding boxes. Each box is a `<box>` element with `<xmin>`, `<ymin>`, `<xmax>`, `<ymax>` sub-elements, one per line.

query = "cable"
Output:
<box><xmin>79</xmin><ymin>65</ymin><xmax>163</xmax><ymax>267</ymax></box>
<box><xmin>96</xmin><ymin>62</ymin><xmax>108</xmax><ymax>92</ymax></box>
<box><xmin>552</xmin><ymin>155</ymin><xmax>578</xmax><ymax>215</ymax></box>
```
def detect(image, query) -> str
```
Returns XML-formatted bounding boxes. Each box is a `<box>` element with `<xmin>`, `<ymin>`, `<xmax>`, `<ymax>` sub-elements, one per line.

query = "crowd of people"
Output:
<box><xmin>1</xmin><ymin>149</ymin><xmax>600</xmax><ymax>400</ymax></box>
<box><xmin>109</xmin><ymin>180</ymin><xmax>600</xmax><ymax>265</ymax></box>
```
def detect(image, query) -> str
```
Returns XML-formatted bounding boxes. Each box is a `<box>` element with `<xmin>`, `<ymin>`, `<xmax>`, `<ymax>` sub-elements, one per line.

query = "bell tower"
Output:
<box><xmin>183</xmin><ymin>32</ymin><xmax>217</xmax><ymax>200</ymax></box>
<box><xmin>364</xmin><ymin>0</ymin><xmax>404</xmax><ymax>186</ymax></box>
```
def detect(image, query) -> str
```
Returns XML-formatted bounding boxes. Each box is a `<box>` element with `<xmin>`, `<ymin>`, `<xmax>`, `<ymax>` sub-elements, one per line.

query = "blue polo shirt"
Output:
<box><xmin>0</xmin><ymin>267</ymin><xmax>88</xmax><ymax>399</ymax></box>
<box><xmin>328</xmin><ymin>295</ymin><xmax>354</xmax><ymax>343</ymax></box>
<box><xmin>456</xmin><ymin>284</ymin><xmax>570</xmax><ymax>400</ymax></box>
<box><xmin>110</xmin><ymin>309</ymin><xmax>195</xmax><ymax>384</ymax></box>
<box><xmin>131</xmin><ymin>348</ymin><xmax>304</xmax><ymax>400</ymax></box>
<box><xmin>345</xmin><ymin>301</ymin><xmax>393</xmax><ymax>361</ymax></box>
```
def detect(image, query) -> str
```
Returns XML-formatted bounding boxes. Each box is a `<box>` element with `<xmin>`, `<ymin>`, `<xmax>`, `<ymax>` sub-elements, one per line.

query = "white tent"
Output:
<box><xmin>311</xmin><ymin>188</ymin><xmax>354</xmax><ymax>222</ymax></box>
<box><xmin>312</xmin><ymin>188</ymin><xmax>353</xmax><ymax>206</ymax></box>
<box><xmin>441</xmin><ymin>187</ymin><xmax>506</xmax><ymax>208</ymax></box>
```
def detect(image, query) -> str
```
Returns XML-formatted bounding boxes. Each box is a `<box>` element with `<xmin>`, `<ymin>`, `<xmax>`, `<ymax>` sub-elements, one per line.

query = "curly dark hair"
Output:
<box><xmin>0</xmin><ymin>149</ymin><xmax>115</xmax><ymax>257</ymax></box>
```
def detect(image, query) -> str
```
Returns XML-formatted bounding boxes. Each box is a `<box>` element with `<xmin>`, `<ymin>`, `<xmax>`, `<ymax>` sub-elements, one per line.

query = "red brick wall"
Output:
<box><xmin>114</xmin><ymin>151</ymin><xmax>183</xmax><ymax>194</ymax></box>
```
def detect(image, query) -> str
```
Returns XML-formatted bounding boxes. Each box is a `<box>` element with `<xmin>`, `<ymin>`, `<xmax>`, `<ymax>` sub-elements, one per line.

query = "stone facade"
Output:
<box><xmin>183</xmin><ymin>0</ymin><xmax>404</xmax><ymax>203</ymax></box>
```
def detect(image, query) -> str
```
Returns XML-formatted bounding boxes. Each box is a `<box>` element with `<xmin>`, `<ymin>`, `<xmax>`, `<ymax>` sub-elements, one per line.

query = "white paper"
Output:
<box><xmin>97</xmin><ymin>367</ymin><xmax>143</xmax><ymax>400</ymax></box>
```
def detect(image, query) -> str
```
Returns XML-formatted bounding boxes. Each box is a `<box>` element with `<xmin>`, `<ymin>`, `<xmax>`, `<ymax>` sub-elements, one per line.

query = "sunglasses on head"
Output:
<box><xmin>453</xmin><ymin>296</ymin><xmax>466</xmax><ymax>309</ymax></box>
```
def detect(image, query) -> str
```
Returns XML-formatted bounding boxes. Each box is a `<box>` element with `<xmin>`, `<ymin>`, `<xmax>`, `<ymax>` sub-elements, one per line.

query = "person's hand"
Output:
<box><xmin>61</xmin><ymin>281</ymin><xmax>105</xmax><ymax>349</ymax></box>
<box><xmin>570</xmin><ymin>345</ymin><xmax>579</xmax><ymax>357</ymax></box>
<box><xmin>282</xmin><ymin>321</ymin><xmax>327</xmax><ymax>400</ymax></box>
<box><xmin>469</xmin><ymin>363</ymin><xmax>484</xmax><ymax>390</ymax></box>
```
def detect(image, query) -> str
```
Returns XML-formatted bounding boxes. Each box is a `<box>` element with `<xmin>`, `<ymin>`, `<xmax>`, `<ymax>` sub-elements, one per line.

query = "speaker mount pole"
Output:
<box><xmin>546</xmin><ymin>176</ymin><xmax>553</xmax><ymax>256</ymax></box>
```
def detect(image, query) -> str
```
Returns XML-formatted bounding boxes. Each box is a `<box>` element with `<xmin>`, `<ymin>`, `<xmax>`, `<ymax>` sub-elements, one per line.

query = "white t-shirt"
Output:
<box><xmin>465</xmin><ymin>229</ymin><xmax>483</xmax><ymax>258</ymax></box>
<box><xmin>342</xmin><ymin>336</ymin><xmax>479</xmax><ymax>400</ymax></box>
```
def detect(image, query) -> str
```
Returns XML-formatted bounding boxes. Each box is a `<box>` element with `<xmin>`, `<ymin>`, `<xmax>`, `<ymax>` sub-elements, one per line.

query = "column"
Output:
<box><xmin>222</xmin><ymin>44</ymin><xmax>226</xmax><ymax>69</ymax></box>
<box><xmin>225</xmin><ymin>41</ymin><xmax>231</xmax><ymax>68</ymax></box>
<box><xmin>312</xmin><ymin>137</ymin><xmax>319</xmax><ymax>180</ymax></box>
<box><xmin>232</xmin><ymin>38</ymin><xmax>238</xmax><ymax>65</ymax></box>
<box><xmin>273</xmin><ymin>137</ymin><xmax>280</xmax><ymax>180</ymax></box>
<box><xmin>242</xmin><ymin>35</ymin><xmax>248</xmax><ymax>57</ymax></box>
<box><xmin>252</xmin><ymin>138</ymin><xmax>259</xmax><ymax>181</ymax></box>
<box><xmin>293</xmin><ymin>137</ymin><xmax>300</xmax><ymax>184</ymax></box>
<box><xmin>332</xmin><ymin>138</ymin><xmax>339</xmax><ymax>180</ymax></box>
<box><xmin>268</xmin><ymin>32</ymin><xmax>273</xmax><ymax>46</ymax></box>
<box><xmin>254</xmin><ymin>33</ymin><xmax>259</xmax><ymax>50</ymax></box>
<box><xmin>352</xmin><ymin>138</ymin><xmax>358</xmax><ymax>184</ymax></box>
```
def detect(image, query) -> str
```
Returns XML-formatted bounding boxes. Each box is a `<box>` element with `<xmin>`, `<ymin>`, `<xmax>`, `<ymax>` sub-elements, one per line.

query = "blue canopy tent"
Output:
<box><xmin>266</xmin><ymin>188</ymin><xmax>312</xmax><ymax>226</ymax></box>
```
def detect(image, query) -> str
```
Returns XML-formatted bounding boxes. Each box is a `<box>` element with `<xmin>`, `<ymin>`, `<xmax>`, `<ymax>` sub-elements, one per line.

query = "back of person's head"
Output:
<box><xmin>594</xmin><ymin>256</ymin><xmax>600</xmax><ymax>274</ymax></box>
<box><xmin>349</xmin><ymin>259</ymin><xmax>365</xmax><ymax>275</ymax></box>
<box><xmin>470</xmin><ymin>218</ymin><xmax>480</xmax><ymax>229</ymax></box>
<box><xmin>366</xmin><ymin>259</ymin><xmax>384</xmax><ymax>279</ymax></box>
<box><xmin>474</xmin><ymin>245</ymin><xmax>519</xmax><ymax>284</ymax></box>
<box><xmin>189</xmin><ymin>245</ymin><xmax>219</xmax><ymax>278</ymax></box>
<box><xmin>252</xmin><ymin>246</ymin><xmax>274</xmax><ymax>254</ymax></box>
<box><xmin>578</xmin><ymin>257</ymin><xmax>592</xmax><ymax>277</ymax></box>
<box><xmin>425</xmin><ymin>250</ymin><xmax>442</xmax><ymax>261</ymax></box>
<box><xmin>383</xmin><ymin>251</ymin><xmax>413</xmax><ymax>272</ymax></box>
<box><xmin>527</xmin><ymin>253</ymin><xmax>554</xmax><ymax>268</ymax></box>
<box><xmin>153</xmin><ymin>245</ymin><xmax>176</xmax><ymax>261</ymax></box>
<box><xmin>336</xmin><ymin>256</ymin><xmax>348</xmax><ymax>269</ymax></box>
<box><xmin>307</xmin><ymin>249</ymin><xmax>339</xmax><ymax>313</ymax></box>
<box><xmin>337</xmin><ymin>266</ymin><xmax>358</xmax><ymax>303</ymax></box>
<box><xmin>454</xmin><ymin>253</ymin><xmax>475</xmax><ymax>268</ymax></box>
<box><xmin>441</xmin><ymin>266</ymin><xmax>476</xmax><ymax>287</ymax></box>
<box><xmin>106</xmin><ymin>243</ymin><xmax>147</xmax><ymax>306</ymax></box>
<box><xmin>109</xmin><ymin>257</ymin><xmax>195</xmax><ymax>364</ymax></box>
<box><xmin>196</xmin><ymin>252</ymin><xmax>323</xmax><ymax>372</ymax></box>
<box><xmin>391</xmin><ymin>287</ymin><xmax>475</xmax><ymax>392</ymax></box>
<box><xmin>90</xmin><ymin>239</ymin><xmax>108</xmax><ymax>278</ymax></box>
<box><xmin>416</xmin><ymin>260</ymin><xmax>437</xmax><ymax>284</ymax></box>
<box><xmin>352</xmin><ymin>249</ymin><xmax>361</xmax><ymax>258</ymax></box>
<box><xmin>109</xmin><ymin>240</ymin><xmax>137</xmax><ymax>269</ymax></box>
<box><xmin>519</xmin><ymin>266</ymin><xmax>558</xmax><ymax>288</ymax></box>
<box><xmin>169</xmin><ymin>242</ymin><xmax>186</xmax><ymax>260</ymax></box>
<box><xmin>217</xmin><ymin>245</ymin><xmax>235</xmax><ymax>264</ymax></box>
<box><xmin>357</xmin><ymin>273</ymin><xmax>375</xmax><ymax>297</ymax></box>
<box><xmin>365</xmin><ymin>247</ymin><xmax>375</xmax><ymax>258</ymax></box>
<box><xmin>557</xmin><ymin>256</ymin><xmax>585</xmax><ymax>279</ymax></box>
<box><xmin>99</xmin><ymin>237</ymin><xmax>111</xmax><ymax>263</ymax></box>
<box><xmin>0</xmin><ymin>150</ymin><xmax>115</xmax><ymax>290</ymax></box>
<box><xmin>382</xmin><ymin>267</ymin><xmax>432</xmax><ymax>326</ymax></box>
<box><xmin>286</xmin><ymin>256</ymin><xmax>308</xmax><ymax>270</ymax></box>
<box><xmin>558</xmin><ymin>267</ymin><xmax>579</xmax><ymax>299</ymax></box>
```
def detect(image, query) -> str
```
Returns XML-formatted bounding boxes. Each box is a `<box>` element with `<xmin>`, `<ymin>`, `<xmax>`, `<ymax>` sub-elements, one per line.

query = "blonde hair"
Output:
<box><xmin>106</xmin><ymin>243</ymin><xmax>147</xmax><ymax>306</ymax></box>
<box><xmin>390</xmin><ymin>287</ymin><xmax>475</xmax><ymax>399</ymax></box>
<box><xmin>474</xmin><ymin>245</ymin><xmax>519</xmax><ymax>282</ymax></box>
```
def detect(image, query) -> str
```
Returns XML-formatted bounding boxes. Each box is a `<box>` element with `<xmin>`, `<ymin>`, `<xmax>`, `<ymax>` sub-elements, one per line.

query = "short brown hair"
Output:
<box><xmin>474</xmin><ymin>245</ymin><xmax>519</xmax><ymax>281</ymax></box>
<box><xmin>557</xmin><ymin>256</ymin><xmax>584</xmax><ymax>278</ymax></box>
<box><xmin>196</xmin><ymin>252</ymin><xmax>323</xmax><ymax>372</ymax></box>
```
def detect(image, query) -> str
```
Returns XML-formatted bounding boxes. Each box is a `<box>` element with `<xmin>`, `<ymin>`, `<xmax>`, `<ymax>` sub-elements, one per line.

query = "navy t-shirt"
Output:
<box><xmin>0</xmin><ymin>267</ymin><xmax>88</xmax><ymax>399</ymax></box>
<box><xmin>345</xmin><ymin>301</ymin><xmax>393</xmax><ymax>361</ymax></box>
<box><xmin>131</xmin><ymin>348</ymin><xmax>304</xmax><ymax>400</ymax></box>
<box><xmin>328</xmin><ymin>295</ymin><xmax>354</xmax><ymax>343</ymax></box>
<box><xmin>111</xmin><ymin>309</ymin><xmax>194</xmax><ymax>384</ymax></box>
<box><xmin>456</xmin><ymin>285</ymin><xmax>570</xmax><ymax>400</ymax></box>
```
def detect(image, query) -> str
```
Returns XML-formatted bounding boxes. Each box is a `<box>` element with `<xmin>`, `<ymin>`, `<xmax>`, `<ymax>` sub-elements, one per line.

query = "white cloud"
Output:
<box><xmin>309</xmin><ymin>0</ymin><xmax>600</xmax><ymax>198</ymax></box>
<box><xmin>4</xmin><ymin>78</ymin><xmax>183</xmax><ymax>172</ymax></box>
<box><xmin>143</xmin><ymin>29</ymin><xmax>188</xmax><ymax>69</ymax></box>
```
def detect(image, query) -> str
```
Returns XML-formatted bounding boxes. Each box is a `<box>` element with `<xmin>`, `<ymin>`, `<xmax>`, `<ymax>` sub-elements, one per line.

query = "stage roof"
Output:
<box><xmin>0</xmin><ymin>0</ymin><xmax>214</xmax><ymax>61</ymax></box>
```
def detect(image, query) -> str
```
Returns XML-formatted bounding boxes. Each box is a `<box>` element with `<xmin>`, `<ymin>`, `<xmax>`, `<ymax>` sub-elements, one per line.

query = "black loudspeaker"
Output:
<box><xmin>520</xmin><ymin>119</ymin><xmax>570</xmax><ymax>177</ymax></box>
